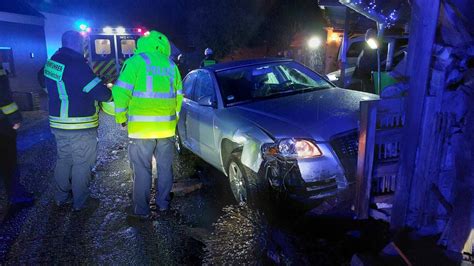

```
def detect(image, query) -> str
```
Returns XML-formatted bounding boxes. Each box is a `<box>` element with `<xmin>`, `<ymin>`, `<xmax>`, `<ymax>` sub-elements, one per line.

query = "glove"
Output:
<box><xmin>120</xmin><ymin>122</ymin><xmax>127</xmax><ymax>131</ymax></box>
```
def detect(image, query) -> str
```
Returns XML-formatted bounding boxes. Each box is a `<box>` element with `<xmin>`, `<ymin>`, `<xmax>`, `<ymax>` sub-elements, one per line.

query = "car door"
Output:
<box><xmin>187</xmin><ymin>70</ymin><xmax>219</xmax><ymax>164</ymax></box>
<box><xmin>179</xmin><ymin>71</ymin><xmax>197</xmax><ymax>149</ymax></box>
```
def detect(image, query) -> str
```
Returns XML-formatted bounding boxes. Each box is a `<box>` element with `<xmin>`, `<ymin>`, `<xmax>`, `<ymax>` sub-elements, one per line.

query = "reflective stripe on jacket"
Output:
<box><xmin>45</xmin><ymin>47</ymin><xmax>112</xmax><ymax>130</ymax></box>
<box><xmin>0</xmin><ymin>65</ymin><xmax>22</xmax><ymax>127</ymax></box>
<box><xmin>112</xmin><ymin>52</ymin><xmax>183</xmax><ymax>139</ymax></box>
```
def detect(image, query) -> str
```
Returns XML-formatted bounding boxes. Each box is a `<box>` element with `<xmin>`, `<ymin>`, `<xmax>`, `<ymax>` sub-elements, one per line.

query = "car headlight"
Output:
<box><xmin>264</xmin><ymin>138</ymin><xmax>322</xmax><ymax>159</ymax></box>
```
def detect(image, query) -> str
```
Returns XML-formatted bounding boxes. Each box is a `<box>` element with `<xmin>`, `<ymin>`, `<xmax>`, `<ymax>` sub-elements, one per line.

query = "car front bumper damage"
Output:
<box><xmin>260</xmin><ymin>150</ymin><xmax>348</xmax><ymax>203</ymax></box>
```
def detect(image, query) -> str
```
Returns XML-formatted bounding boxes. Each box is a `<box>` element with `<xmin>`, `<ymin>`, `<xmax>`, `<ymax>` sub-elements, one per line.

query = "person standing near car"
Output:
<box><xmin>0</xmin><ymin>65</ymin><xmax>34</xmax><ymax>212</ymax></box>
<box><xmin>44</xmin><ymin>30</ymin><xmax>112</xmax><ymax>211</ymax></box>
<box><xmin>200</xmin><ymin>48</ymin><xmax>218</xmax><ymax>67</ymax></box>
<box><xmin>177</xmin><ymin>54</ymin><xmax>190</xmax><ymax>77</ymax></box>
<box><xmin>112</xmin><ymin>31</ymin><xmax>183</xmax><ymax>219</ymax></box>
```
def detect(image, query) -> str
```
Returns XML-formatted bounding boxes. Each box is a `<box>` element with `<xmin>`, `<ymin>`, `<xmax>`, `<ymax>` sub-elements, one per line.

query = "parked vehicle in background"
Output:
<box><xmin>176</xmin><ymin>58</ymin><xmax>378</xmax><ymax>206</ymax></box>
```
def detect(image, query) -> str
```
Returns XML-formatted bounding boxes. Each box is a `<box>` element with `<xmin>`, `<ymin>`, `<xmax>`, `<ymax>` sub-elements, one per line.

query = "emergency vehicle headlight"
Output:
<box><xmin>116</xmin><ymin>27</ymin><xmax>126</xmax><ymax>34</ymax></box>
<box><xmin>103</xmin><ymin>27</ymin><xmax>113</xmax><ymax>34</ymax></box>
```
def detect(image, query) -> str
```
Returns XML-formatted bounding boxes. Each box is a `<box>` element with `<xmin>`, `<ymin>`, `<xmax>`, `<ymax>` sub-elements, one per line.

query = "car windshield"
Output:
<box><xmin>216</xmin><ymin>62</ymin><xmax>333</xmax><ymax>106</ymax></box>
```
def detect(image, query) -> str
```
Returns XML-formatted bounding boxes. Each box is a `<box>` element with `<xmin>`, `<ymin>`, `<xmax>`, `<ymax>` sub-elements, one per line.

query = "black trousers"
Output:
<box><xmin>0</xmin><ymin>128</ymin><xmax>18</xmax><ymax>201</ymax></box>
<box><xmin>0</xmin><ymin>122</ymin><xmax>31</xmax><ymax>204</ymax></box>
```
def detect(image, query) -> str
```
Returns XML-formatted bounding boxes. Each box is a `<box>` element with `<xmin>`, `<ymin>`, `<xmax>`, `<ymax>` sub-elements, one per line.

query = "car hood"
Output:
<box><xmin>230</xmin><ymin>88</ymin><xmax>378</xmax><ymax>142</ymax></box>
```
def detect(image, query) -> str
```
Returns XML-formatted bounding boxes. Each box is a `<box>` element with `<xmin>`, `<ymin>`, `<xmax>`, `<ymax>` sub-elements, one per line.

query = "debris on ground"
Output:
<box><xmin>172</xmin><ymin>179</ymin><xmax>203</xmax><ymax>196</ymax></box>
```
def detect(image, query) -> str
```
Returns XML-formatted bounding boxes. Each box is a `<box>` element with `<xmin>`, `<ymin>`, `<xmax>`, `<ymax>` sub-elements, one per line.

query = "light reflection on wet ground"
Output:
<box><xmin>0</xmin><ymin>111</ymin><xmax>390</xmax><ymax>265</ymax></box>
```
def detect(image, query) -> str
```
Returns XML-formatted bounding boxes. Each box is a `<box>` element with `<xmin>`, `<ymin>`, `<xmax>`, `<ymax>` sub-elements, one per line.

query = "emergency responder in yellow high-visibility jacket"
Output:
<box><xmin>112</xmin><ymin>31</ymin><xmax>183</xmax><ymax>218</ymax></box>
<box><xmin>0</xmin><ymin>65</ymin><xmax>34</xmax><ymax>211</ymax></box>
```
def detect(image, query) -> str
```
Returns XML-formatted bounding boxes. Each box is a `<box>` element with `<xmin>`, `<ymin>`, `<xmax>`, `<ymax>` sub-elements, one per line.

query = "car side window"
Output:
<box><xmin>183</xmin><ymin>72</ymin><xmax>197</xmax><ymax>99</ymax></box>
<box><xmin>193</xmin><ymin>71</ymin><xmax>215</xmax><ymax>102</ymax></box>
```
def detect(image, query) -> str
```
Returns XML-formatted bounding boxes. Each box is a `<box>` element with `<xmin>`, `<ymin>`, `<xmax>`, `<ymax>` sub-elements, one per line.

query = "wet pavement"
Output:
<box><xmin>0</xmin><ymin>111</ymin><xmax>391</xmax><ymax>265</ymax></box>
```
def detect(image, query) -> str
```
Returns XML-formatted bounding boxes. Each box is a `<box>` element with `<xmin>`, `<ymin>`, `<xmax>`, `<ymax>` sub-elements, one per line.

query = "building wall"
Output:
<box><xmin>41</xmin><ymin>12</ymin><xmax>77</xmax><ymax>58</ymax></box>
<box><xmin>0</xmin><ymin>20</ymin><xmax>47</xmax><ymax>92</ymax></box>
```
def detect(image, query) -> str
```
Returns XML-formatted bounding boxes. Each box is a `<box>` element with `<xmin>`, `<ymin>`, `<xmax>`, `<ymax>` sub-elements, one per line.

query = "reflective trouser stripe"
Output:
<box><xmin>115</xmin><ymin>80</ymin><xmax>134</xmax><ymax>91</ymax></box>
<box><xmin>128</xmin><ymin>115</ymin><xmax>176</xmax><ymax>122</ymax></box>
<box><xmin>50</xmin><ymin>121</ymin><xmax>99</xmax><ymax>130</ymax></box>
<box><xmin>49</xmin><ymin>115</ymin><xmax>98</xmax><ymax>123</ymax></box>
<box><xmin>57</xmin><ymin>81</ymin><xmax>68</xmax><ymax>118</ymax></box>
<box><xmin>83</xmin><ymin>77</ymin><xmax>102</xmax><ymax>93</ymax></box>
<box><xmin>176</xmin><ymin>89</ymin><xmax>183</xmax><ymax>95</ymax></box>
<box><xmin>0</xmin><ymin>102</ymin><xmax>19</xmax><ymax>114</ymax></box>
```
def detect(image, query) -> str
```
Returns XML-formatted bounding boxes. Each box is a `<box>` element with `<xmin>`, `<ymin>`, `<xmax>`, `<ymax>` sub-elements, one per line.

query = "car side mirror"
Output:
<box><xmin>197</xmin><ymin>95</ymin><xmax>216</xmax><ymax>108</ymax></box>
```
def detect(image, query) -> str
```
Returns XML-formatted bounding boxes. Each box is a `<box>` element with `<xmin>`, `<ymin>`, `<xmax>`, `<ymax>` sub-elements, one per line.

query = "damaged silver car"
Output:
<box><xmin>176</xmin><ymin>58</ymin><xmax>378</xmax><ymax>205</ymax></box>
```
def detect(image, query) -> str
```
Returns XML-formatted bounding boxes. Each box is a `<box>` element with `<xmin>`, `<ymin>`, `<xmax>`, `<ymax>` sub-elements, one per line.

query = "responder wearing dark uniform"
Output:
<box><xmin>44</xmin><ymin>31</ymin><xmax>111</xmax><ymax>211</ymax></box>
<box><xmin>0</xmin><ymin>65</ymin><xmax>34</xmax><ymax>209</ymax></box>
<box><xmin>177</xmin><ymin>54</ymin><xmax>190</xmax><ymax>77</ymax></box>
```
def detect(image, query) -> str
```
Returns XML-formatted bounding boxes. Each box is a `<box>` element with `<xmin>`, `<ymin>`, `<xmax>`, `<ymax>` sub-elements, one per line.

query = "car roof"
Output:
<box><xmin>203</xmin><ymin>58</ymin><xmax>294</xmax><ymax>72</ymax></box>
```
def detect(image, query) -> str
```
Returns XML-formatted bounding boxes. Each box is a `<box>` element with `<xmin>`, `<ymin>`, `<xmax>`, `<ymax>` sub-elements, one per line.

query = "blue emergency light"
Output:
<box><xmin>75</xmin><ymin>20</ymin><xmax>89</xmax><ymax>31</ymax></box>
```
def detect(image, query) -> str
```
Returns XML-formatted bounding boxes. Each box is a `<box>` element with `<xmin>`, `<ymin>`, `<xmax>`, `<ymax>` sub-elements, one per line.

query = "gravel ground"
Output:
<box><xmin>0</xmin><ymin>111</ymin><xmax>391</xmax><ymax>265</ymax></box>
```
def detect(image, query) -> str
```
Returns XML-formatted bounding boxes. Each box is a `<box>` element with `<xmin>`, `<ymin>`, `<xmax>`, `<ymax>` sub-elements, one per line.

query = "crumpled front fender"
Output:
<box><xmin>231</xmin><ymin>126</ymin><xmax>274</xmax><ymax>173</ymax></box>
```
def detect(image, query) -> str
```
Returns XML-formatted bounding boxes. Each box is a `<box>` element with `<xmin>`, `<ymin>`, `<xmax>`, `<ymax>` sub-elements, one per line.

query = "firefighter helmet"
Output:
<box><xmin>204</xmin><ymin>48</ymin><xmax>213</xmax><ymax>56</ymax></box>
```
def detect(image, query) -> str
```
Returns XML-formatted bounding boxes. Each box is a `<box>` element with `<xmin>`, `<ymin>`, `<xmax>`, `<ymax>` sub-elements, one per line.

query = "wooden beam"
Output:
<box><xmin>355</xmin><ymin>100</ymin><xmax>378</xmax><ymax>219</ymax></box>
<box><xmin>390</xmin><ymin>0</ymin><xmax>441</xmax><ymax>229</ymax></box>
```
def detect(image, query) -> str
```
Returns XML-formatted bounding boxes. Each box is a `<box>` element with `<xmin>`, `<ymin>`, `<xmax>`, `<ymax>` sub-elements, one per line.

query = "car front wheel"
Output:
<box><xmin>227</xmin><ymin>154</ymin><xmax>272</xmax><ymax>208</ymax></box>
<box><xmin>228</xmin><ymin>157</ymin><xmax>249</xmax><ymax>204</ymax></box>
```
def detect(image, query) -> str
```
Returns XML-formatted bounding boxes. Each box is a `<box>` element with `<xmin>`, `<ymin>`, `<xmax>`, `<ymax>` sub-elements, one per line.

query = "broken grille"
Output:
<box><xmin>330</xmin><ymin>131</ymin><xmax>359</xmax><ymax>182</ymax></box>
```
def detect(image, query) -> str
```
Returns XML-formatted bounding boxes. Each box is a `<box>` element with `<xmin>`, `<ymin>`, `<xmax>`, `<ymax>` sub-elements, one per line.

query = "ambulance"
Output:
<box><xmin>82</xmin><ymin>26</ymin><xmax>144</xmax><ymax>84</ymax></box>
<box><xmin>79</xmin><ymin>25</ymin><xmax>180</xmax><ymax>115</ymax></box>
<box><xmin>80</xmin><ymin>26</ymin><xmax>145</xmax><ymax>114</ymax></box>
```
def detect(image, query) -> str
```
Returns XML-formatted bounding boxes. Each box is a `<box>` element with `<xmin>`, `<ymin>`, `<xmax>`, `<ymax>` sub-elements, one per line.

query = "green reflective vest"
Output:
<box><xmin>112</xmin><ymin>52</ymin><xmax>183</xmax><ymax>139</ymax></box>
<box><xmin>203</xmin><ymin>59</ymin><xmax>217</xmax><ymax>67</ymax></box>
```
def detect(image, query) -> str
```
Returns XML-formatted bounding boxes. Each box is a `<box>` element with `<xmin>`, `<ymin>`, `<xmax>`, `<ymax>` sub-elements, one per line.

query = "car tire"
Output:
<box><xmin>227</xmin><ymin>154</ymin><xmax>270</xmax><ymax>208</ymax></box>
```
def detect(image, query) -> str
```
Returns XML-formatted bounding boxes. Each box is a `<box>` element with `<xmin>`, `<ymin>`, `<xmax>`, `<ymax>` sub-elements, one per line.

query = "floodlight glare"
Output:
<box><xmin>307</xmin><ymin>36</ymin><xmax>322</xmax><ymax>49</ymax></box>
<box><xmin>365</xmin><ymin>28</ymin><xmax>379</xmax><ymax>50</ymax></box>
<box><xmin>366</xmin><ymin>38</ymin><xmax>379</xmax><ymax>49</ymax></box>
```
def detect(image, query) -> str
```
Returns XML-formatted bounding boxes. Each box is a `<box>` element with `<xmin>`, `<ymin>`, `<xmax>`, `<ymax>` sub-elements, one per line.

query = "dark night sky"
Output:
<box><xmin>26</xmin><ymin>0</ymin><xmax>186</xmax><ymax>38</ymax></box>
<box><xmin>24</xmin><ymin>0</ymin><xmax>325</xmax><ymax>52</ymax></box>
